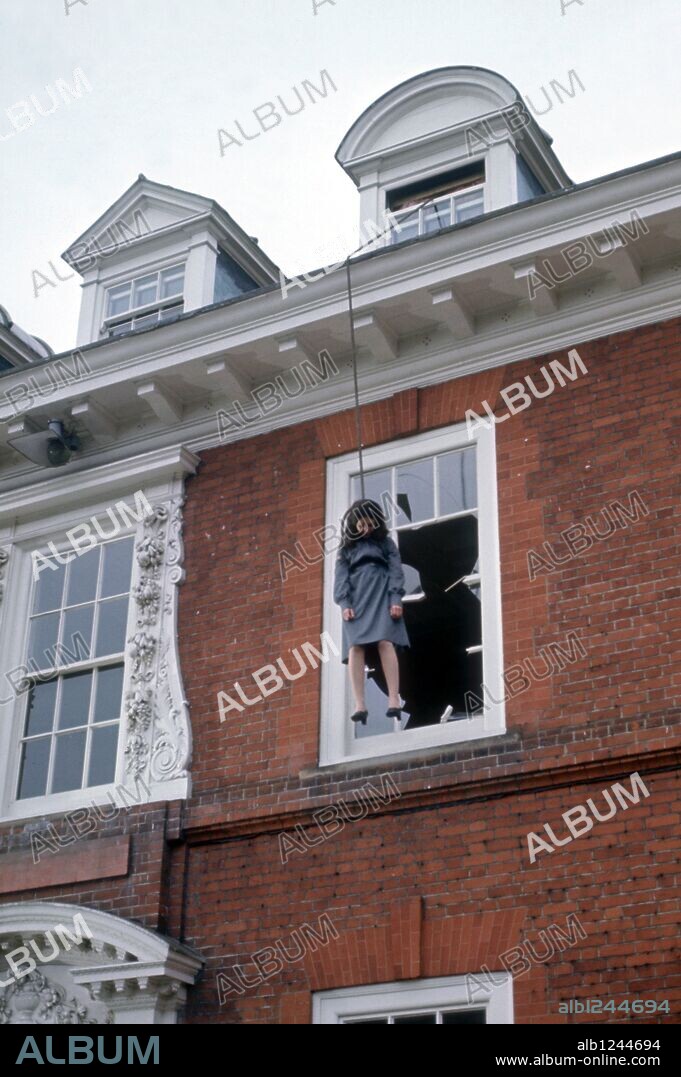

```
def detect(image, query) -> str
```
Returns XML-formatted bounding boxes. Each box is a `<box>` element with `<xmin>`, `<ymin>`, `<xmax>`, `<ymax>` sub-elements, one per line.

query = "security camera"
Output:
<box><xmin>7</xmin><ymin>419</ymin><xmax>81</xmax><ymax>468</ymax></box>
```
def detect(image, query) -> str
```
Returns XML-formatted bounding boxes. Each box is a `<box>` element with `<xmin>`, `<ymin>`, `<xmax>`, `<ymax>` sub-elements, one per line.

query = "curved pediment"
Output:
<box><xmin>0</xmin><ymin>901</ymin><xmax>203</xmax><ymax>1024</ymax></box>
<box><xmin>337</xmin><ymin>67</ymin><xmax>521</xmax><ymax>170</ymax></box>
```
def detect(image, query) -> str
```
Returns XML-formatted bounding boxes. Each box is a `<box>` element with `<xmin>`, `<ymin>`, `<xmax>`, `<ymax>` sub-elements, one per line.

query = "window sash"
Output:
<box><xmin>391</xmin><ymin>184</ymin><xmax>485</xmax><ymax>241</ymax></box>
<box><xmin>321</xmin><ymin>422</ymin><xmax>504</xmax><ymax>766</ymax></box>
<box><xmin>17</xmin><ymin>662</ymin><xmax>123</xmax><ymax>800</ymax></box>
<box><xmin>313</xmin><ymin>974</ymin><xmax>513</xmax><ymax>1024</ymax></box>
<box><xmin>104</xmin><ymin>264</ymin><xmax>185</xmax><ymax>320</ymax></box>
<box><xmin>16</xmin><ymin>535</ymin><xmax>135</xmax><ymax>801</ymax></box>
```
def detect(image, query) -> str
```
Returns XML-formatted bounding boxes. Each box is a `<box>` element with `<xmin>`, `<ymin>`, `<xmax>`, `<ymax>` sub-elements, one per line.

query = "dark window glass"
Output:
<box><xmin>57</xmin><ymin>670</ymin><xmax>92</xmax><ymax>730</ymax></box>
<box><xmin>52</xmin><ymin>730</ymin><xmax>86</xmax><ymax>792</ymax></box>
<box><xmin>439</xmin><ymin>449</ymin><xmax>477</xmax><ymax>514</ymax></box>
<box><xmin>27</xmin><ymin>613</ymin><xmax>60</xmax><ymax>669</ymax></box>
<box><xmin>101</xmin><ymin>538</ymin><xmax>134</xmax><ymax>598</ymax></box>
<box><xmin>18</xmin><ymin>737</ymin><xmax>51</xmax><ymax>799</ymax></box>
<box><xmin>442</xmin><ymin>1009</ymin><xmax>486</xmax><ymax>1024</ymax></box>
<box><xmin>396</xmin><ymin>458</ymin><xmax>434</xmax><ymax>524</ymax></box>
<box><xmin>93</xmin><ymin>665</ymin><xmax>124</xmax><ymax>723</ymax></box>
<box><xmin>88</xmin><ymin>724</ymin><xmax>119</xmax><ymax>787</ymax></box>
<box><xmin>66</xmin><ymin>547</ymin><xmax>100</xmax><ymax>606</ymax></box>
<box><xmin>62</xmin><ymin>605</ymin><xmax>94</xmax><ymax>660</ymax></box>
<box><xmin>33</xmin><ymin>563</ymin><xmax>66</xmax><ymax>614</ymax></box>
<box><xmin>25</xmin><ymin>680</ymin><xmax>58</xmax><ymax>737</ymax></box>
<box><xmin>95</xmin><ymin>598</ymin><xmax>129</xmax><ymax>657</ymax></box>
<box><xmin>393</xmin><ymin>1014</ymin><xmax>437</xmax><ymax>1025</ymax></box>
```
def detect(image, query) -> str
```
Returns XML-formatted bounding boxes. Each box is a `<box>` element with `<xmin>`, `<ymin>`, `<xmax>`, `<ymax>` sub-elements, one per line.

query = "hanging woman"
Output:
<box><xmin>333</xmin><ymin>498</ymin><xmax>410</xmax><ymax>725</ymax></box>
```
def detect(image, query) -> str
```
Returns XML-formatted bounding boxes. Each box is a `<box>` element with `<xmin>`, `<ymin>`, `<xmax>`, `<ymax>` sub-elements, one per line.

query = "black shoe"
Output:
<box><xmin>386</xmin><ymin>707</ymin><xmax>402</xmax><ymax>719</ymax></box>
<box><xmin>350</xmin><ymin>710</ymin><xmax>368</xmax><ymax>725</ymax></box>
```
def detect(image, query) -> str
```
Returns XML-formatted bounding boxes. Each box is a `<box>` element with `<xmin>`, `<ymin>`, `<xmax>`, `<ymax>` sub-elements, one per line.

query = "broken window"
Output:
<box><xmin>350</xmin><ymin>446</ymin><xmax>483</xmax><ymax>739</ymax></box>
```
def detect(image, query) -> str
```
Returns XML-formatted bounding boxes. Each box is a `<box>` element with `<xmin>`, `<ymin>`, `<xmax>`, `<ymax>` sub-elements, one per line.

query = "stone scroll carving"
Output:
<box><xmin>0</xmin><ymin>970</ymin><xmax>111</xmax><ymax>1025</ymax></box>
<box><xmin>124</xmin><ymin>499</ymin><xmax>191</xmax><ymax>785</ymax></box>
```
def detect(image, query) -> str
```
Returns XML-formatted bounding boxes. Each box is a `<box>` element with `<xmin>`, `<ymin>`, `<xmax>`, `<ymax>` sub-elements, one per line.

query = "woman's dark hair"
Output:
<box><xmin>340</xmin><ymin>498</ymin><xmax>389</xmax><ymax>547</ymax></box>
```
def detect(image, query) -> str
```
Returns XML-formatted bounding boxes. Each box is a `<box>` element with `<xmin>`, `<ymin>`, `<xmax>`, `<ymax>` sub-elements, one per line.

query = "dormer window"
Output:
<box><xmin>387</xmin><ymin>163</ymin><xmax>485</xmax><ymax>244</ymax></box>
<box><xmin>103</xmin><ymin>264</ymin><xmax>185</xmax><ymax>338</ymax></box>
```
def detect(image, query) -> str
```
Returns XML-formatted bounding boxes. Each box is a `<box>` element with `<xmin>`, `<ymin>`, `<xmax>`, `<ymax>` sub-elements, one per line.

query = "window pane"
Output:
<box><xmin>454</xmin><ymin>189</ymin><xmax>484</xmax><ymax>223</ymax></box>
<box><xmin>87</xmin><ymin>724</ymin><xmax>119</xmax><ymax>786</ymax></box>
<box><xmin>93</xmin><ymin>664</ymin><xmax>124</xmax><ymax>722</ymax></box>
<box><xmin>25</xmin><ymin>680</ymin><xmax>58</xmax><ymax>737</ymax></box>
<box><xmin>160</xmin><ymin>266</ymin><xmax>184</xmax><ymax>298</ymax></box>
<box><xmin>57</xmin><ymin>670</ymin><xmax>92</xmax><ymax>729</ymax></box>
<box><xmin>17</xmin><ymin>737</ymin><xmax>51</xmax><ymax>799</ymax></box>
<box><xmin>344</xmin><ymin>1018</ymin><xmax>389</xmax><ymax>1024</ymax></box>
<box><xmin>27</xmin><ymin>613</ymin><xmax>60</xmax><ymax>668</ymax></box>
<box><xmin>423</xmin><ymin>198</ymin><xmax>451</xmax><ymax>234</ymax></box>
<box><xmin>101</xmin><ymin>538</ymin><xmax>134</xmax><ymax>598</ymax></box>
<box><xmin>95</xmin><ymin>597</ymin><xmax>129</xmax><ymax>657</ymax></box>
<box><xmin>51</xmin><ymin>730</ymin><xmax>86</xmax><ymax>793</ymax></box>
<box><xmin>132</xmin><ymin>273</ymin><xmax>158</xmax><ymax>307</ymax></box>
<box><xmin>396</xmin><ymin>458</ymin><xmax>434</xmax><ymax>524</ymax></box>
<box><xmin>391</xmin><ymin>211</ymin><xmax>419</xmax><ymax>243</ymax></box>
<box><xmin>66</xmin><ymin>547</ymin><xmax>100</xmax><ymax>606</ymax></box>
<box><xmin>33</xmin><ymin>562</ymin><xmax>66</xmax><ymax>614</ymax></box>
<box><xmin>107</xmin><ymin>283</ymin><xmax>131</xmax><ymax>317</ymax></box>
<box><xmin>159</xmin><ymin>301</ymin><xmax>183</xmax><ymax>321</ymax></box>
<box><xmin>133</xmin><ymin>311</ymin><xmax>159</xmax><ymax>330</ymax></box>
<box><xmin>108</xmin><ymin>320</ymin><xmax>132</xmax><ymax>337</ymax></box>
<box><xmin>62</xmin><ymin>605</ymin><xmax>94</xmax><ymax>660</ymax></box>
<box><xmin>393</xmin><ymin>1013</ymin><xmax>437</xmax><ymax>1024</ymax></box>
<box><xmin>442</xmin><ymin>1009</ymin><xmax>486</xmax><ymax>1024</ymax></box>
<box><xmin>351</xmin><ymin>468</ymin><xmax>392</xmax><ymax>515</ymax></box>
<box><xmin>439</xmin><ymin>448</ymin><xmax>477</xmax><ymax>515</ymax></box>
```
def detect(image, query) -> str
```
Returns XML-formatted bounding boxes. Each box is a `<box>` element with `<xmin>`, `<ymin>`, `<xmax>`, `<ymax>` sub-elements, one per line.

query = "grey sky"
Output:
<box><xmin>1</xmin><ymin>0</ymin><xmax>679</xmax><ymax>352</ymax></box>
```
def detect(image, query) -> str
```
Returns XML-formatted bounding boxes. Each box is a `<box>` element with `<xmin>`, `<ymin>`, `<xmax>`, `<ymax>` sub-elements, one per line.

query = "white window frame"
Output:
<box><xmin>313</xmin><ymin>973</ymin><xmax>513</xmax><ymax>1024</ymax></box>
<box><xmin>13</xmin><ymin>533</ymin><xmax>137</xmax><ymax>808</ymax></box>
<box><xmin>390</xmin><ymin>183</ymin><xmax>486</xmax><ymax>243</ymax></box>
<box><xmin>0</xmin><ymin>450</ymin><xmax>196</xmax><ymax>824</ymax></box>
<box><xmin>320</xmin><ymin>421</ymin><xmax>504</xmax><ymax>766</ymax></box>
<box><xmin>102</xmin><ymin>264</ymin><xmax>185</xmax><ymax>337</ymax></box>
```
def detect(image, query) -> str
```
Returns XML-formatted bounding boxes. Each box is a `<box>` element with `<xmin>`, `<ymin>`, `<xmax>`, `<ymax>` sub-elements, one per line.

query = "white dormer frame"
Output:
<box><xmin>62</xmin><ymin>177</ymin><xmax>280</xmax><ymax>347</ymax></box>
<box><xmin>336</xmin><ymin>66</ymin><xmax>571</xmax><ymax>243</ymax></box>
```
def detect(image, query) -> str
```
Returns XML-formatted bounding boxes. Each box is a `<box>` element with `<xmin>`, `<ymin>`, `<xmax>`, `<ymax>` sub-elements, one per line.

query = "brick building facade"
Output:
<box><xmin>0</xmin><ymin>67</ymin><xmax>678</xmax><ymax>1025</ymax></box>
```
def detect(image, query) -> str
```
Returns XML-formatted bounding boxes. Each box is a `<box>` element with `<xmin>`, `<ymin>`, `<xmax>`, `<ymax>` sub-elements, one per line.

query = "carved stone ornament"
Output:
<box><xmin>123</xmin><ymin>498</ymin><xmax>191</xmax><ymax>786</ymax></box>
<box><xmin>0</xmin><ymin>902</ymin><xmax>204</xmax><ymax>1025</ymax></box>
<box><xmin>0</xmin><ymin>970</ymin><xmax>111</xmax><ymax>1025</ymax></box>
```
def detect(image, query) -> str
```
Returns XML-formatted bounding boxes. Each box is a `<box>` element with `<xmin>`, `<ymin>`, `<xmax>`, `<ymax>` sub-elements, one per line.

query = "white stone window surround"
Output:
<box><xmin>320</xmin><ymin>421</ymin><xmax>504</xmax><ymax>767</ymax></box>
<box><xmin>0</xmin><ymin>446</ymin><xmax>198</xmax><ymax>825</ymax></box>
<box><xmin>313</xmin><ymin>973</ymin><xmax>514</xmax><ymax>1024</ymax></box>
<box><xmin>0</xmin><ymin>900</ymin><xmax>203</xmax><ymax>1024</ymax></box>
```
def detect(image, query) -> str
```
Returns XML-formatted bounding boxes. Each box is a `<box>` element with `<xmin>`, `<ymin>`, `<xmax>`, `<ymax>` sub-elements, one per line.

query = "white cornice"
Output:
<box><xmin>1</xmin><ymin>155</ymin><xmax>680</xmax><ymax>482</ymax></box>
<box><xmin>0</xmin><ymin>445</ymin><xmax>199</xmax><ymax>525</ymax></box>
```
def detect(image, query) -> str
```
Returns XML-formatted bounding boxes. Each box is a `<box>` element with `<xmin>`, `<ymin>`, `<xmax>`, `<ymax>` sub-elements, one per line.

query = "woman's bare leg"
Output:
<box><xmin>378</xmin><ymin>640</ymin><xmax>400</xmax><ymax>708</ymax></box>
<box><xmin>348</xmin><ymin>645</ymin><xmax>366</xmax><ymax>711</ymax></box>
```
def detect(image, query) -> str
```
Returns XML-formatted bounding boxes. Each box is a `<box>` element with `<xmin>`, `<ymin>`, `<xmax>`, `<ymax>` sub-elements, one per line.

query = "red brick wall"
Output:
<box><xmin>1</xmin><ymin>316</ymin><xmax>679</xmax><ymax>1024</ymax></box>
<box><xmin>174</xmin><ymin>317</ymin><xmax>681</xmax><ymax>1021</ymax></box>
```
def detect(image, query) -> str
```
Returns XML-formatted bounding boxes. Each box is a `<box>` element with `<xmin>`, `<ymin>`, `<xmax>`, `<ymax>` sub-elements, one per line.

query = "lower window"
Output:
<box><xmin>313</xmin><ymin>974</ymin><xmax>513</xmax><ymax>1024</ymax></box>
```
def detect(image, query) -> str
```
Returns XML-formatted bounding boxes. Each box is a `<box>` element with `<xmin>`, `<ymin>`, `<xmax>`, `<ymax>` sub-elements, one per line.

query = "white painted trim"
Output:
<box><xmin>320</xmin><ymin>422</ymin><xmax>504</xmax><ymax>767</ymax></box>
<box><xmin>0</xmin><ymin>450</ymin><xmax>197</xmax><ymax>823</ymax></box>
<box><xmin>312</xmin><ymin>973</ymin><xmax>514</xmax><ymax>1024</ymax></box>
<box><xmin>0</xmin><ymin>901</ymin><xmax>203</xmax><ymax>1025</ymax></box>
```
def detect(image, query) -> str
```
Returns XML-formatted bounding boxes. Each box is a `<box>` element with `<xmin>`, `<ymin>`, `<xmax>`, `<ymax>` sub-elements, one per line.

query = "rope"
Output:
<box><xmin>341</xmin><ymin>191</ymin><xmax>446</xmax><ymax>505</ymax></box>
<box><xmin>344</xmin><ymin>256</ymin><xmax>366</xmax><ymax>499</ymax></box>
